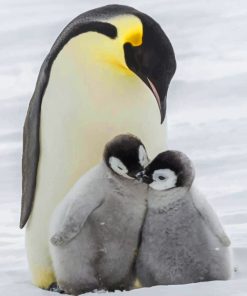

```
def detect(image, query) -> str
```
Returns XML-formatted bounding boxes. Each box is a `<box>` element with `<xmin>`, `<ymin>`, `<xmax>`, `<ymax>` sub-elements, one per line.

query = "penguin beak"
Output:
<box><xmin>123</xmin><ymin>23</ymin><xmax>176</xmax><ymax>124</ymax></box>
<box><xmin>146</xmin><ymin>78</ymin><xmax>167</xmax><ymax>124</ymax></box>
<box><xmin>135</xmin><ymin>171</ymin><xmax>144</xmax><ymax>181</ymax></box>
<box><xmin>142</xmin><ymin>174</ymin><xmax>153</xmax><ymax>184</ymax></box>
<box><xmin>135</xmin><ymin>171</ymin><xmax>153</xmax><ymax>184</ymax></box>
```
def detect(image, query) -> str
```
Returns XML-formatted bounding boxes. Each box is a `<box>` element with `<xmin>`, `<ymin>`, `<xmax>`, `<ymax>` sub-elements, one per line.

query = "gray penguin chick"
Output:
<box><xmin>49</xmin><ymin>134</ymin><xmax>149</xmax><ymax>295</ymax></box>
<box><xmin>136</xmin><ymin>150</ymin><xmax>232</xmax><ymax>287</ymax></box>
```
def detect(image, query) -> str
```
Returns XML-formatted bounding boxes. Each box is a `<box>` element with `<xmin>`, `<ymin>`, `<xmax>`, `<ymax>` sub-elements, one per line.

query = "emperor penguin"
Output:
<box><xmin>49</xmin><ymin>134</ymin><xmax>149</xmax><ymax>295</ymax></box>
<box><xmin>136</xmin><ymin>151</ymin><xmax>232</xmax><ymax>286</ymax></box>
<box><xmin>20</xmin><ymin>4</ymin><xmax>176</xmax><ymax>288</ymax></box>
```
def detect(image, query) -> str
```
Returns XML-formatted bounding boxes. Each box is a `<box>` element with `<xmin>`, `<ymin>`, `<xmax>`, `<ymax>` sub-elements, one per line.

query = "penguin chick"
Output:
<box><xmin>136</xmin><ymin>150</ymin><xmax>232</xmax><ymax>287</ymax></box>
<box><xmin>49</xmin><ymin>134</ymin><xmax>148</xmax><ymax>295</ymax></box>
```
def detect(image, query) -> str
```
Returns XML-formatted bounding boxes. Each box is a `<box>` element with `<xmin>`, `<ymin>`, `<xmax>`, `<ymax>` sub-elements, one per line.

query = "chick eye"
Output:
<box><xmin>158</xmin><ymin>176</ymin><xmax>166</xmax><ymax>180</ymax></box>
<box><xmin>117</xmin><ymin>166</ymin><xmax>123</xmax><ymax>170</ymax></box>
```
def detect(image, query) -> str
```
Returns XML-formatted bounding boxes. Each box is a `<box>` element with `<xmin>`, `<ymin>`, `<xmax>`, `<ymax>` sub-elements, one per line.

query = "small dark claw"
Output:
<box><xmin>48</xmin><ymin>282</ymin><xmax>65</xmax><ymax>294</ymax></box>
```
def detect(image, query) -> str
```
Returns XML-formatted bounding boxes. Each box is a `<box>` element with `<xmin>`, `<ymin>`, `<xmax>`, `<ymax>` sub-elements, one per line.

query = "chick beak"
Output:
<box><xmin>135</xmin><ymin>171</ymin><xmax>144</xmax><ymax>181</ymax></box>
<box><xmin>142</xmin><ymin>174</ymin><xmax>153</xmax><ymax>184</ymax></box>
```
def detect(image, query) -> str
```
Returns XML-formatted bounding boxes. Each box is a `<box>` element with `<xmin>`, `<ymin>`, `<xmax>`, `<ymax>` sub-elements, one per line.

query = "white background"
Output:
<box><xmin>0</xmin><ymin>0</ymin><xmax>247</xmax><ymax>295</ymax></box>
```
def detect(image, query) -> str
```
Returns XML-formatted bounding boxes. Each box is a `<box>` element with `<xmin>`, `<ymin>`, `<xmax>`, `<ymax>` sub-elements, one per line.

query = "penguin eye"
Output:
<box><xmin>151</xmin><ymin>169</ymin><xmax>178</xmax><ymax>191</ymax></box>
<box><xmin>109</xmin><ymin>156</ymin><xmax>129</xmax><ymax>177</ymax></box>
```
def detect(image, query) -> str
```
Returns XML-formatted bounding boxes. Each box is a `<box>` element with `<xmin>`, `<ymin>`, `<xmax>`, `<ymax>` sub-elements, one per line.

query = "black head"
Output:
<box><xmin>103</xmin><ymin>134</ymin><xmax>149</xmax><ymax>179</ymax></box>
<box><xmin>124</xmin><ymin>10</ymin><xmax>176</xmax><ymax>123</ymax></box>
<box><xmin>142</xmin><ymin>150</ymin><xmax>195</xmax><ymax>190</ymax></box>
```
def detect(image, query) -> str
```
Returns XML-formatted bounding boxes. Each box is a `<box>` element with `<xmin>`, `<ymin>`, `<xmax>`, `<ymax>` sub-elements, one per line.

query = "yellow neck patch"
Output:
<box><xmin>99</xmin><ymin>15</ymin><xmax>143</xmax><ymax>74</ymax></box>
<box><xmin>109</xmin><ymin>14</ymin><xmax>143</xmax><ymax>46</ymax></box>
<box><xmin>61</xmin><ymin>15</ymin><xmax>143</xmax><ymax>76</ymax></box>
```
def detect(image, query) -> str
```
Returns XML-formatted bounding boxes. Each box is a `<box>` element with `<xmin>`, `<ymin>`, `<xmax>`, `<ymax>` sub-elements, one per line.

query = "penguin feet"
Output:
<box><xmin>48</xmin><ymin>282</ymin><xmax>65</xmax><ymax>294</ymax></box>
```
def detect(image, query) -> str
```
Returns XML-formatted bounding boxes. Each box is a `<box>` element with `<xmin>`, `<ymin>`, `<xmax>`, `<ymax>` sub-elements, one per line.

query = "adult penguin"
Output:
<box><xmin>20</xmin><ymin>4</ymin><xmax>176</xmax><ymax>289</ymax></box>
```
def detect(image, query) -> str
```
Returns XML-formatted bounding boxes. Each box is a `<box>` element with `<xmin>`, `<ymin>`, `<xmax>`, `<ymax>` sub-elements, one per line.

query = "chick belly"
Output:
<box><xmin>138</xmin><ymin>206</ymin><xmax>220</xmax><ymax>285</ymax></box>
<box><xmin>90</xmin><ymin>198</ymin><xmax>145</xmax><ymax>290</ymax></box>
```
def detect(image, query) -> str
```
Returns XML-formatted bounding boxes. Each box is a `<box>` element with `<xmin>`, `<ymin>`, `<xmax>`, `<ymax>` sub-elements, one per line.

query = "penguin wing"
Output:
<box><xmin>20</xmin><ymin>57</ymin><xmax>51</xmax><ymax>229</ymax></box>
<box><xmin>190</xmin><ymin>187</ymin><xmax>231</xmax><ymax>247</ymax></box>
<box><xmin>50</xmin><ymin>184</ymin><xmax>105</xmax><ymax>246</ymax></box>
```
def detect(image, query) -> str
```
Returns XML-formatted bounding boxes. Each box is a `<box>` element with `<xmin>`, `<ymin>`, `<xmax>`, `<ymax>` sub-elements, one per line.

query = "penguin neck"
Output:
<box><xmin>148</xmin><ymin>186</ymin><xmax>191</xmax><ymax>210</ymax></box>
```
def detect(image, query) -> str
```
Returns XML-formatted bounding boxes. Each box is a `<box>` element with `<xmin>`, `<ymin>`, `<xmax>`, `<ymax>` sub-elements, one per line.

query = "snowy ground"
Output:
<box><xmin>0</xmin><ymin>0</ymin><xmax>247</xmax><ymax>295</ymax></box>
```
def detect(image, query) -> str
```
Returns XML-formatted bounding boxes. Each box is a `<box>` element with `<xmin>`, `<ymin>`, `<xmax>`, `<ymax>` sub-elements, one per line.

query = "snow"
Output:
<box><xmin>0</xmin><ymin>0</ymin><xmax>247</xmax><ymax>295</ymax></box>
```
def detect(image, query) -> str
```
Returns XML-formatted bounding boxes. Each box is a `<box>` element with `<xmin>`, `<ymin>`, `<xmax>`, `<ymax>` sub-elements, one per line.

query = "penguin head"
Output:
<box><xmin>55</xmin><ymin>5</ymin><xmax>176</xmax><ymax>123</ymax></box>
<box><xmin>141</xmin><ymin>150</ymin><xmax>195</xmax><ymax>190</ymax></box>
<box><xmin>103</xmin><ymin>134</ymin><xmax>149</xmax><ymax>179</ymax></box>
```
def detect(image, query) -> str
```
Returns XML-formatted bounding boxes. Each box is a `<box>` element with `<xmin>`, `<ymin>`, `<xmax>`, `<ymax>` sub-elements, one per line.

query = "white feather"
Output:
<box><xmin>109</xmin><ymin>156</ymin><xmax>132</xmax><ymax>179</ymax></box>
<box><xmin>149</xmin><ymin>169</ymin><xmax>177</xmax><ymax>191</ymax></box>
<box><xmin>138</xmin><ymin>145</ymin><xmax>149</xmax><ymax>167</ymax></box>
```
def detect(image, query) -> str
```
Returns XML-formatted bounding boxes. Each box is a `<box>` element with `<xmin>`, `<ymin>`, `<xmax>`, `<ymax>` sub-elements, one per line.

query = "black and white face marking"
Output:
<box><xmin>104</xmin><ymin>134</ymin><xmax>149</xmax><ymax>179</ymax></box>
<box><xmin>138</xmin><ymin>145</ymin><xmax>149</xmax><ymax>168</ymax></box>
<box><xmin>142</xmin><ymin>150</ymin><xmax>195</xmax><ymax>191</ymax></box>
<box><xmin>149</xmin><ymin>168</ymin><xmax>177</xmax><ymax>191</ymax></box>
<box><xmin>109</xmin><ymin>156</ymin><xmax>132</xmax><ymax>179</ymax></box>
